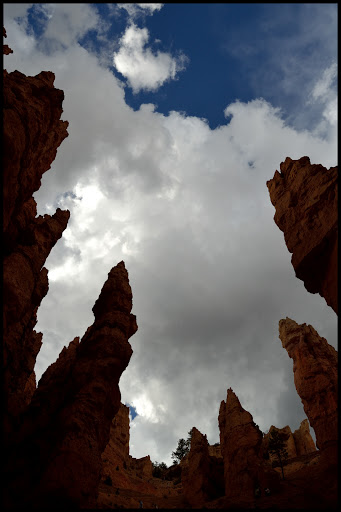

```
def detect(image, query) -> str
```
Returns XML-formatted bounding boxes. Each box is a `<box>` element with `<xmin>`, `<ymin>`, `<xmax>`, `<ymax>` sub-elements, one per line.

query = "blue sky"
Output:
<box><xmin>4</xmin><ymin>3</ymin><xmax>337</xmax><ymax>466</ymax></box>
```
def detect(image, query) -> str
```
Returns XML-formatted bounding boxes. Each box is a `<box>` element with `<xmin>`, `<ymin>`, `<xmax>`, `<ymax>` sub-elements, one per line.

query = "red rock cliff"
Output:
<box><xmin>266</xmin><ymin>156</ymin><xmax>338</xmax><ymax>314</ymax></box>
<box><xmin>279</xmin><ymin>318</ymin><xmax>338</xmax><ymax>451</ymax></box>
<box><xmin>3</xmin><ymin>32</ymin><xmax>138</xmax><ymax>509</ymax></box>
<box><xmin>3</xmin><ymin>35</ymin><xmax>70</xmax><ymax>437</ymax></box>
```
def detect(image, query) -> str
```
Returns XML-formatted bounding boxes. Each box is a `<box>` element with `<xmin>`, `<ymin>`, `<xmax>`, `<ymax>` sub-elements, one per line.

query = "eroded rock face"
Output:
<box><xmin>267</xmin><ymin>156</ymin><xmax>338</xmax><ymax>314</ymax></box>
<box><xmin>182</xmin><ymin>427</ymin><xmax>224</xmax><ymax>507</ymax></box>
<box><xmin>262</xmin><ymin>421</ymin><xmax>315</xmax><ymax>465</ymax></box>
<box><xmin>3</xmin><ymin>40</ymin><xmax>70</xmax><ymax>437</ymax></box>
<box><xmin>293</xmin><ymin>419</ymin><xmax>316</xmax><ymax>456</ymax></box>
<box><xmin>4</xmin><ymin>262</ymin><xmax>138</xmax><ymax>509</ymax></box>
<box><xmin>279</xmin><ymin>318</ymin><xmax>338</xmax><ymax>451</ymax></box>
<box><xmin>218</xmin><ymin>388</ymin><xmax>280</xmax><ymax>502</ymax></box>
<box><xmin>3</xmin><ymin>35</ymin><xmax>138</xmax><ymax>508</ymax></box>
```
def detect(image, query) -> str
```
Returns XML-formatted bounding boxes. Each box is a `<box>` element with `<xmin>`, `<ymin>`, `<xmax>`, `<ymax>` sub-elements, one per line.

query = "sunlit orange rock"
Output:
<box><xmin>279</xmin><ymin>318</ymin><xmax>338</xmax><ymax>451</ymax></box>
<box><xmin>267</xmin><ymin>156</ymin><xmax>338</xmax><ymax>314</ymax></box>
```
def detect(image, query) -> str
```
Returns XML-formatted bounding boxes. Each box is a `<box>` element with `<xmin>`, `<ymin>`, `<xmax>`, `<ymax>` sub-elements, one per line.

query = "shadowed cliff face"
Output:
<box><xmin>266</xmin><ymin>156</ymin><xmax>338</xmax><ymax>314</ymax></box>
<box><xmin>181</xmin><ymin>427</ymin><xmax>224</xmax><ymax>507</ymax></box>
<box><xmin>279</xmin><ymin>318</ymin><xmax>338</xmax><ymax>452</ymax></box>
<box><xmin>218</xmin><ymin>388</ymin><xmax>280</xmax><ymax>504</ymax></box>
<box><xmin>5</xmin><ymin>262</ymin><xmax>137</xmax><ymax>509</ymax></box>
<box><xmin>3</xmin><ymin>30</ymin><xmax>138</xmax><ymax>509</ymax></box>
<box><xmin>3</xmin><ymin>35</ymin><xmax>70</xmax><ymax>437</ymax></box>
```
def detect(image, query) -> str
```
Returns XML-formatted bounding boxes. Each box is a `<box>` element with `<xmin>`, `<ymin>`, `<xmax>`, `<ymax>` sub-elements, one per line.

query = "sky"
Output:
<box><xmin>3</xmin><ymin>3</ymin><xmax>337</xmax><ymax>466</ymax></box>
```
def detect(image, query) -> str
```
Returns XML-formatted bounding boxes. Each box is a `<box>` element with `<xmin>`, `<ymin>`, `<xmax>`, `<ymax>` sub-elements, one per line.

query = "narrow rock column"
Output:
<box><xmin>279</xmin><ymin>318</ymin><xmax>338</xmax><ymax>451</ymax></box>
<box><xmin>218</xmin><ymin>388</ymin><xmax>279</xmax><ymax>501</ymax></box>
<box><xmin>4</xmin><ymin>262</ymin><xmax>138</xmax><ymax>509</ymax></box>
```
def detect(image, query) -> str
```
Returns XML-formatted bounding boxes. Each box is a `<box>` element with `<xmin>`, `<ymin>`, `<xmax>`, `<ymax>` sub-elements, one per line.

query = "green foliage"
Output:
<box><xmin>268</xmin><ymin>428</ymin><xmax>289</xmax><ymax>479</ymax></box>
<box><xmin>171</xmin><ymin>428</ymin><xmax>194</xmax><ymax>464</ymax></box>
<box><xmin>152</xmin><ymin>461</ymin><xmax>168</xmax><ymax>478</ymax></box>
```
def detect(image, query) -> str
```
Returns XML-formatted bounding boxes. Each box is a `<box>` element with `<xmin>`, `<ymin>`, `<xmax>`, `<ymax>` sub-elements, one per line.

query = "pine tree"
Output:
<box><xmin>171</xmin><ymin>428</ymin><xmax>194</xmax><ymax>464</ymax></box>
<box><xmin>268</xmin><ymin>428</ymin><xmax>289</xmax><ymax>479</ymax></box>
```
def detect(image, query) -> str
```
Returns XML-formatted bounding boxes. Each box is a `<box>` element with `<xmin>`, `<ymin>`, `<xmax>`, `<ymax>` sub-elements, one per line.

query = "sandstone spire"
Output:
<box><xmin>5</xmin><ymin>262</ymin><xmax>138</xmax><ymax>508</ymax></box>
<box><xmin>279</xmin><ymin>318</ymin><xmax>338</xmax><ymax>451</ymax></box>
<box><xmin>218</xmin><ymin>388</ymin><xmax>279</xmax><ymax>502</ymax></box>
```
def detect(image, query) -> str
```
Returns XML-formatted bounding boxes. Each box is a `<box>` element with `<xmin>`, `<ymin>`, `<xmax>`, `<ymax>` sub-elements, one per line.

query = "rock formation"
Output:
<box><xmin>266</xmin><ymin>156</ymin><xmax>338</xmax><ymax>314</ymax></box>
<box><xmin>3</xmin><ymin>39</ymin><xmax>70</xmax><ymax>438</ymax></box>
<box><xmin>279</xmin><ymin>318</ymin><xmax>338</xmax><ymax>452</ymax></box>
<box><xmin>3</xmin><ymin>32</ymin><xmax>138</xmax><ymax>509</ymax></box>
<box><xmin>4</xmin><ymin>262</ymin><xmax>137</xmax><ymax>508</ymax></box>
<box><xmin>101</xmin><ymin>403</ymin><xmax>154</xmax><ymax>490</ymax></box>
<box><xmin>218</xmin><ymin>388</ymin><xmax>280</xmax><ymax>504</ymax></box>
<box><xmin>181</xmin><ymin>427</ymin><xmax>224</xmax><ymax>507</ymax></box>
<box><xmin>262</xmin><ymin>421</ymin><xmax>315</xmax><ymax>464</ymax></box>
<box><xmin>293</xmin><ymin>419</ymin><xmax>316</xmax><ymax>456</ymax></box>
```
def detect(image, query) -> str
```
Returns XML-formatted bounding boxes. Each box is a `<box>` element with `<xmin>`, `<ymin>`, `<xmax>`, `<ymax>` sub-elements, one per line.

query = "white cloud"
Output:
<box><xmin>117</xmin><ymin>3</ymin><xmax>163</xmax><ymax>18</ymax></box>
<box><xmin>308</xmin><ymin>62</ymin><xmax>337</xmax><ymax>137</ymax></box>
<box><xmin>3</xmin><ymin>8</ymin><xmax>337</xmax><ymax>467</ymax></box>
<box><xmin>113</xmin><ymin>23</ymin><xmax>188</xmax><ymax>93</ymax></box>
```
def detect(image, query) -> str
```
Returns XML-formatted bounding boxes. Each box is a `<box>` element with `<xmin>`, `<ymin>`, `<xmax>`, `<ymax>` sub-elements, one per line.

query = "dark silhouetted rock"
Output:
<box><xmin>267</xmin><ymin>156</ymin><xmax>338</xmax><ymax>314</ymax></box>
<box><xmin>218</xmin><ymin>388</ymin><xmax>280</xmax><ymax>503</ymax></box>
<box><xmin>5</xmin><ymin>263</ymin><xmax>138</xmax><ymax>509</ymax></box>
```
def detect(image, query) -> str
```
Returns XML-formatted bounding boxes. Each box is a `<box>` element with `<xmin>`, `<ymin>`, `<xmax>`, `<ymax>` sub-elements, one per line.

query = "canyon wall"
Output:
<box><xmin>266</xmin><ymin>156</ymin><xmax>338</xmax><ymax>314</ymax></box>
<box><xmin>3</xmin><ymin>36</ymin><xmax>70</xmax><ymax>438</ymax></box>
<box><xmin>3</xmin><ymin>32</ymin><xmax>138</xmax><ymax>509</ymax></box>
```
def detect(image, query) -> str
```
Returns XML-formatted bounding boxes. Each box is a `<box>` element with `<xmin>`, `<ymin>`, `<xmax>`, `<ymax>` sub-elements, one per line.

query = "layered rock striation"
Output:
<box><xmin>267</xmin><ymin>156</ymin><xmax>338</xmax><ymax>314</ymax></box>
<box><xmin>279</xmin><ymin>318</ymin><xmax>338</xmax><ymax>452</ymax></box>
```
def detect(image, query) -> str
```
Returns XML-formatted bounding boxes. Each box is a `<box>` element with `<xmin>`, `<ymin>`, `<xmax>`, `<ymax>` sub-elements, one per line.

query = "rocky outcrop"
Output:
<box><xmin>218</xmin><ymin>388</ymin><xmax>280</xmax><ymax>503</ymax></box>
<box><xmin>3</xmin><ymin>42</ymin><xmax>70</xmax><ymax>437</ymax></box>
<box><xmin>262</xmin><ymin>421</ymin><xmax>315</xmax><ymax>464</ymax></box>
<box><xmin>102</xmin><ymin>403</ymin><xmax>130</xmax><ymax>474</ymax></box>
<box><xmin>279</xmin><ymin>318</ymin><xmax>338</xmax><ymax>451</ymax></box>
<box><xmin>267</xmin><ymin>156</ymin><xmax>338</xmax><ymax>314</ymax></box>
<box><xmin>181</xmin><ymin>427</ymin><xmax>224</xmax><ymax>507</ymax></box>
<box><xmin>4</xmin><ymin>262</ymin><xmax>138</xmax><ymax>509</ymax></box>
<box><xmin>293</xmin><ymin>419</ymin><xmax>316</xmax><ymax>456</ymax></box>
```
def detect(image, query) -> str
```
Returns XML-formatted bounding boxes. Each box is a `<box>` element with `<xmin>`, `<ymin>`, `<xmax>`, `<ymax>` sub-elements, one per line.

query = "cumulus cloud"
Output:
<box><xmin>307</xmin><ymin>61</ymin><xmax>337</xmax><ymax>138</ymax></box>
<box><xmin>117</xmin><ymin>3</ymin><xmax>163</xmax><ymax>19</ymax></box>
<box><xmin>4</xmin><ymin>6</ymin><xmax>337</xmax><ymax>466</ymax></box>
<box><xmin>113</xmin><ymin>23</ymin><xmax>188</xmax><ymax>93</ymax></box>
